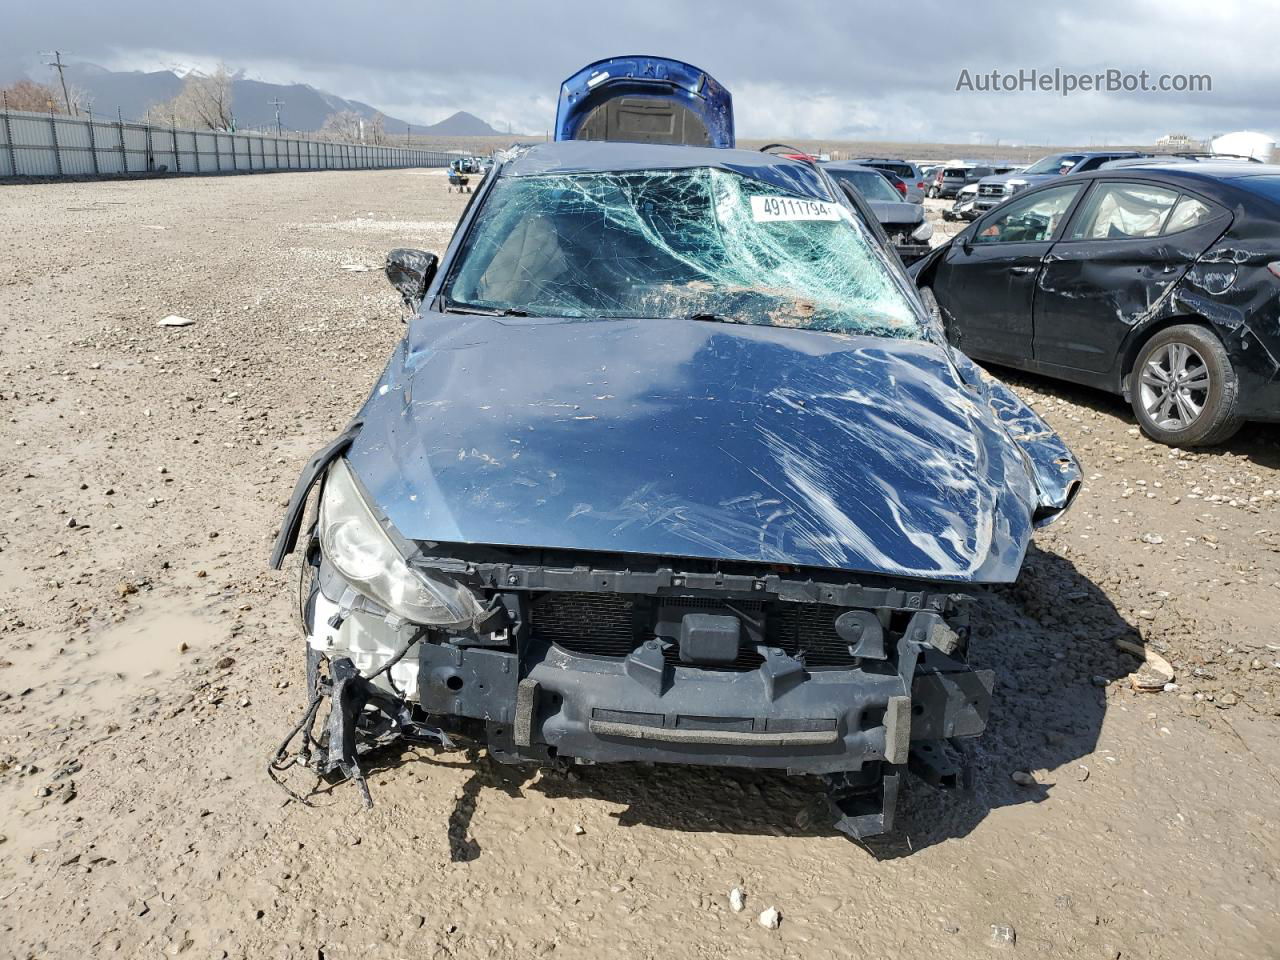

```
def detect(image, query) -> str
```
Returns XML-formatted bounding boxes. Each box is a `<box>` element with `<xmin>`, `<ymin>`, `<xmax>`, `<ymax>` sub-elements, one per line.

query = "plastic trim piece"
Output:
<box><xmin>587</xmin><ymin>719</ymin><xmax>839</xmax><ymax>747</ymax></box>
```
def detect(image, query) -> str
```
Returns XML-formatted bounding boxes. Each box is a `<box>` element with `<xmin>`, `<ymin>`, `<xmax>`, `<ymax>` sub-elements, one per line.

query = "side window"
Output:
<box><xmin>1068</xmin><ymin>182</ymin><xmax>1180</xmax><ymax>240</ymax></box>
<box><xmin>1164</xmin><ymin>195</ymin><xmax>1215</xmax><ymax>234</ymax></box>
<box><xmin>1074</xmin><ymin>156</ymin><xmax>1124</xmax><ymax>172</ymax></box>
<box><xmin>973</xmin><ymin>184</ymin><xmax>1082</xmax><ymax>244</ymax></box>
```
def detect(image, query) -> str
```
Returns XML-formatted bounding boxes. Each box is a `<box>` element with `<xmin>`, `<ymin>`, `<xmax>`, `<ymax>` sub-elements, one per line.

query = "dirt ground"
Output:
<box><xmin>1</xmin><ymin>169</ymin><xmax>1278</xmax><ymax>960</ymax></box>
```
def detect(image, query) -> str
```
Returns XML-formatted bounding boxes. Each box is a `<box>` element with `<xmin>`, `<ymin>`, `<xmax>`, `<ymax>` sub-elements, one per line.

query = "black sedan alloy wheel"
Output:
<box><xmin>1131</xmin><ymin>324</ymin><xmax>1242</xmax><ymax>446</ymax></box>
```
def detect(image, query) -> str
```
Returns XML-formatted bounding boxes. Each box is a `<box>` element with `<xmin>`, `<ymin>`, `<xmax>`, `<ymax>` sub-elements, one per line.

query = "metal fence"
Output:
<box><xmin>0</xmin><ymin>108</ymin><xmax>455</xmax><ymax>179</ymax></box>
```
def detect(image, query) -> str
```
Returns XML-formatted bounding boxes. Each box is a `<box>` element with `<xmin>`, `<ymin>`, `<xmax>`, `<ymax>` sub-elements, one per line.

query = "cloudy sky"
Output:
<box><xmin>2</xmin><ymin>0</ymin><xmax>1270</xmax><ymax>144</ymax></box>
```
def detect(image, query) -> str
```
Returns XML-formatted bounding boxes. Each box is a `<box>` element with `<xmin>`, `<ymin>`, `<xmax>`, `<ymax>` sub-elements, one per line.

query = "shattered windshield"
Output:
<box><xmin>444</xmin><ymin>167</ymin><xmax>921</xmax><ymax>338</ymax></box>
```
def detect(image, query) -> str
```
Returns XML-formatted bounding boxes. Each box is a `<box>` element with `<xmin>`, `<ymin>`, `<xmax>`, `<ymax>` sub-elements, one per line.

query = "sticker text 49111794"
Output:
<box><xmin>750</xmin><ymin>195</ymin><xmax>841</xmax><ymax>222</ymax></box>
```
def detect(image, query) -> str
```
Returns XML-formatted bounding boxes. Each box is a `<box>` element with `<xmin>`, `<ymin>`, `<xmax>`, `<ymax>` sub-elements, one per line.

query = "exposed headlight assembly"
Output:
<box><xmin>319</xmin><ymin>458</ymin><xmax>483</xmax><ymax>626</ymax></box>
<box><xmin>911</xmin><ymin>220</ymin><xmax>934</xmax><ymax>241</ymax></box>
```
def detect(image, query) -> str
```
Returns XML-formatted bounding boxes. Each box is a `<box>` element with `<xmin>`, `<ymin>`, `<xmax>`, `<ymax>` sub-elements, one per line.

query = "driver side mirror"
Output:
<box><xmin>384</xmin><ymin>248</ymin><xmax>438</xmax><ymax>311</ymax></box>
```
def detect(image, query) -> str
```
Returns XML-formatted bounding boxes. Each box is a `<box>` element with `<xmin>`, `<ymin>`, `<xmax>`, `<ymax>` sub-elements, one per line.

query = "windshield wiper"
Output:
<box><xmin>685</xmin><ymin>312</ymin><xmax>747</xmax><ymax>325</ymax></box>
<box><xmin>442</xmin><ymin>300</ymin><xmax>530</xmax><ymax>317</ymax></box>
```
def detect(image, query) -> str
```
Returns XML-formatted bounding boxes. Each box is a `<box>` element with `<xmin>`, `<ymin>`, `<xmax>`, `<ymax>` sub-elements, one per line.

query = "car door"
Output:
<box><xmin>905</xmin><ymin>163</ymin><xmax>927</xmax><ymax>202</ymax></box>
<box><xmin>1034</xmin><ymin>180</ymin><xmax>1232</xmax><ymax>375</ymax></box>
<box><xmin>931</xmin><ymin>182</ymin><xmax>1084</xmax><ymax>362</ymax></box>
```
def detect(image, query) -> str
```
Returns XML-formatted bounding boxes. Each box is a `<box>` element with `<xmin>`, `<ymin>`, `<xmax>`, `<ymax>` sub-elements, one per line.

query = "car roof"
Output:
<box><xmin>821</xmin><ymin>161</ymin><xmax>882</xmax><ymax>173</ymax></box>
<box><xmin>995</xmin><ymin>162</ymin><xmax>1280</xmax><ymax>211</ymax></box>
<box><xmin>1074</xmin><ymin>161</ymin><xmax>1280</xmax><ymax>183</ymax></box>
<box><xmin>498</xmin><ymin>140</ymin><xmax>833</xmax><ymax>199</ymax></box>
<box><xmin>1033</xmin><ymin>150</ymin><xmax>1128</xmax><ymax>159</ymax></box>
<box><xmin>1101</xmin><ymin>156</ymin><xmax>1195</xmax><ymax>168</ymax></box>
<box><xmin>1104</xmin><ymin>161</ymin><xmax>1280</xmax><ymax>178</ymax></box>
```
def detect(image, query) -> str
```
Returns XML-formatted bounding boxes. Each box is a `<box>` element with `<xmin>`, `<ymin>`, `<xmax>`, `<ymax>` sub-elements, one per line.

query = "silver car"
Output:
<box><xmin>849</xmin><ymin>158</ymin><xmax>928</xmax><ymax>203</ymax></box>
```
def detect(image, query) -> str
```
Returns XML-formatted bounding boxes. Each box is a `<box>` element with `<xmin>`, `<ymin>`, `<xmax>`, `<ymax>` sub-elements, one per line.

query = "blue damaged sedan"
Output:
<box><xmin>267</xmin><ymin>61</ymin><xmax>1080</xmax><ymax>840</ymax></box>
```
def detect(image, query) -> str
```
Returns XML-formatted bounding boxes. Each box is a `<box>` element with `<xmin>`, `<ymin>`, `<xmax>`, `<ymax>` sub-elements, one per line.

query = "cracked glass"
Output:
<box><xmin>445</xmin><ymin>168</ymin><xmax>921</xmax><ymax>338</ymax></box>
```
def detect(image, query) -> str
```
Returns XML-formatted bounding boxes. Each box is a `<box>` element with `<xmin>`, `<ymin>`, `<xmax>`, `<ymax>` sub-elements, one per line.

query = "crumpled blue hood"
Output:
<box><xmin>344</xmin><ymin>314</ymin><xmax>1065</xmax><ymax>583</ymax></box>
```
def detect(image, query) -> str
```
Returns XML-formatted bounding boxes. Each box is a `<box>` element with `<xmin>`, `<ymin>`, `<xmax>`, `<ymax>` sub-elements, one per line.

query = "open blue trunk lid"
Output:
<box><xmin>555</xmin><ymin>55</ymin><xmax>735</xmax><ymax>149</ymax></box>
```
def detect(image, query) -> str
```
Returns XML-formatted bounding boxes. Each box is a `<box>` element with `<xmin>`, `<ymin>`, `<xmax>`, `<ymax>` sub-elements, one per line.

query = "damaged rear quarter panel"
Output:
<box><xmin>1033</xmin><ymin>177</ymin><xmax>1280</xmax><ymax>397</ymax></box>
<box><xmin>1104</xmin><ymin>232</ymin><xmax>1280</xmax><ymax>408</ymax></box>
<box><xmin>1155</xmin><ymin>215</ymin><xmax>1280</xmax><ymax>397</ymax></box>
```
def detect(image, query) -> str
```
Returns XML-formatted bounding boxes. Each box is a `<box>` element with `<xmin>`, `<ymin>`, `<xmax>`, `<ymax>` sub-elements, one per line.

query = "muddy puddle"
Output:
<box><xmin>1</xmin><ymin>595</ymin><xmax>226</xmax><ymax>715</ymax></box>
<box><xmin>0</xmin><ymin>596</ymin><xmax>228</xmax><ymax>875</ymax></box>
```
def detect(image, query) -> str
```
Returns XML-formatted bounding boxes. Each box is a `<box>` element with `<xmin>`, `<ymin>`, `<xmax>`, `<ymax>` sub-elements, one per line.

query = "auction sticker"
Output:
<box><xmin>750</xmin><ymin>196</ymin><xmax>840</xmax><ymax>222</ymax></box>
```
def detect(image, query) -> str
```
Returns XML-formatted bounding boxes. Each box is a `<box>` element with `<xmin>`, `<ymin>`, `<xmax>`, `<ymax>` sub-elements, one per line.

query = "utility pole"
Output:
<box><xmin>42</xmin><ymin>50</ymin><xmax>75</xmax><ymax>115</ymax></box>
<box><xmin>269</xmin><ymin>97</ymin><xmax>285</xmax><ymax>135</ymax></box>
<box><xmin>406</xmin><ymin>124</ymin><xmax>410</xmax><ymax>145</ymax></box>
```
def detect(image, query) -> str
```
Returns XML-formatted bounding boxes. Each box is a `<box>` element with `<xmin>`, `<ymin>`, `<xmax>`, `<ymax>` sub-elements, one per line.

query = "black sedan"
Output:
<box><xmin>910</xmin><ymin>163</ymin><xmax>1280</xmax><ymax>445</ymax></box>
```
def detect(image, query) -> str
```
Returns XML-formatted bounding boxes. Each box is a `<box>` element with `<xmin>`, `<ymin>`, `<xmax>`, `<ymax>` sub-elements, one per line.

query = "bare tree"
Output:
<box><xmin>145</xmin><ymin>64</ymin><xmax>234</xmax><ymax>130</ymax></box>
<box><xmin>319</xmin><ymin>110</ymin><xmax>388</xmax><ymax>144</ymax></box>
<box><xmin>64</xmin><ymin>83</ymin><xmax>91</xmax><ymax>115</ymax></box>
<box><xmin>1</xmin><ymin>80</ymin><xmax>67</xmax><ymax>112</ymax></box>
<box><xmin>319</xmin><ymin>109</ymin><xmax>363</xmax><ymax>141</ymax></box>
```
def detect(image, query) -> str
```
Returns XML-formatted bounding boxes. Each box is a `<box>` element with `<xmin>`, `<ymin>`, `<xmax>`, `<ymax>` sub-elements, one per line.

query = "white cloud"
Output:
<box><xmin>732</xmin><ymin>83</ymin><xmax>895</xmax><ymax>140</ymax></box>
<box><xmin>6</xmin><ymin>0</ymin><xmax>1278</xmax><ymax>143</ymax></box>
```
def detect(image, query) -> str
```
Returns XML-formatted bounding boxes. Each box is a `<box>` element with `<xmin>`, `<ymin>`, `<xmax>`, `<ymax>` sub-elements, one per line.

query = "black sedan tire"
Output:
<box><xmin>1130</xmin><ymin>324</ymin><xmax>1243</xmax><ymax>447</ymax></box>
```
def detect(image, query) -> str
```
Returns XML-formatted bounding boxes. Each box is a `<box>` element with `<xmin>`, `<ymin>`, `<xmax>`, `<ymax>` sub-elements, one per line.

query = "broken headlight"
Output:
<box><xmin>911</xmin><ymin>220</ymin><xmax>933</xmax><ymax>241</ymax></box>
<box><xmin>319</xmin><ymin>458</ymin><xmax>483</xmax><ymax>627</ymax></box>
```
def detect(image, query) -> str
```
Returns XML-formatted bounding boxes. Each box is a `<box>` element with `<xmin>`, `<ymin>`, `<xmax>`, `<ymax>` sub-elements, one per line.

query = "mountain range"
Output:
<box><xmin>54</xmin><ymin>62</ymin><xmax>504</xmax><ymax>136</ymax></box>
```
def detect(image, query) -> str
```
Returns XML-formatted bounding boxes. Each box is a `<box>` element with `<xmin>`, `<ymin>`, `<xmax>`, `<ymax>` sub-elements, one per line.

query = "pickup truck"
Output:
<box><xmin>973</xmin><ymin>151</ymin><xmax>1143</xmax><ymax>212</ymax></box>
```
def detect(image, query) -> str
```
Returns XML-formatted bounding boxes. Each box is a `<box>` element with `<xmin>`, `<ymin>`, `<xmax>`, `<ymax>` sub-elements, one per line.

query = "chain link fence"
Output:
<box><xmin>0</xmin><ymin>106</ymin><xmax>455</xmax><ymax>179</ymax></box>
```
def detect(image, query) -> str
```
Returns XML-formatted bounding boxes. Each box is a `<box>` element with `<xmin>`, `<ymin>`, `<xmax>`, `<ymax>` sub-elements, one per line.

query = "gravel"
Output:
<box><xmin>0</xmin><ymin>171</ymin><xmax>1276</xmax><ymax>960</ymax></box>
